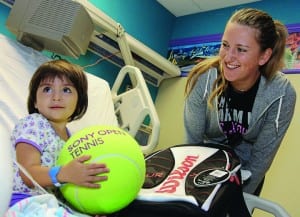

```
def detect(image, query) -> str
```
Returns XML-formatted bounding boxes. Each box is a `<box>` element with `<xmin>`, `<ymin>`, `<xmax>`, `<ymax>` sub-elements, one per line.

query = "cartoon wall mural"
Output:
<box><xmin>285</xmin><ymin>32</ymin><xmax>300</xmax><ymax>70</ymax></box>
<box><xmin>168</xmin><ymin>41</ymin><xmax>221</xmax><ymax>76</ymax></box>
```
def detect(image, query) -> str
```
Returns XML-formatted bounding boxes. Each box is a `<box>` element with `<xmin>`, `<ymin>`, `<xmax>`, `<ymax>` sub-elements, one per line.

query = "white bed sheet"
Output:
<box><xmin>0</xmin><ymin>34</ymin><xmax>118</xmax><ymax>135</ymax></box>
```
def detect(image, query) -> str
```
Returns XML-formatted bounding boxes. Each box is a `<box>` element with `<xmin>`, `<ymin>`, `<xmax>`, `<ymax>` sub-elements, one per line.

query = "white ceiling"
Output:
<box><xmin>156</xmin><ymin>0</ymin><xmax>262</xmax><ymax>17</ymax></box>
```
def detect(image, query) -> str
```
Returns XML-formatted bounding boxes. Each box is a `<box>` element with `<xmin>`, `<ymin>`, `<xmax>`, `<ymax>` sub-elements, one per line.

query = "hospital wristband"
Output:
<box><xmin>49</xmin><ymin>166</ymin><xmax>63</xmax><ymax>187</ymax></box>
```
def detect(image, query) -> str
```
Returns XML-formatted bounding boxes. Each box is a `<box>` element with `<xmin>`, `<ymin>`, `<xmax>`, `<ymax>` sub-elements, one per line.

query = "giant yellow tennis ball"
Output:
<box><xmin>56</xmin><ymin>125</ymin><xmax>145</xmax><ymax>215</ymax></box>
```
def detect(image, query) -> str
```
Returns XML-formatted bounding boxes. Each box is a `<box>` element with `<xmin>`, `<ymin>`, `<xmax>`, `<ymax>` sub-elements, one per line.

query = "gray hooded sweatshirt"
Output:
<box><xmin>184</xmin><ymin>67</ymin><xmax>296</xmax><ymax>194</ymax></box>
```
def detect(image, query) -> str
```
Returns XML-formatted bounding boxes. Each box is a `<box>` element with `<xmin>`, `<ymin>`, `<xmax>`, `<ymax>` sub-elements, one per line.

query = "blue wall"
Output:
<box><xmin>0</xmin><ymin>3</ymin><xmax>13</xmax><ymax>37</ymax></box>
<box><xmin>89</xmin><ymin>0</ymin><xmax>175</xmax><ymax>57</ymax></box>
<box><xmin>171</xmin><ymin>0</ymin><xmax>300</xmax><ymax>42</ymax></box>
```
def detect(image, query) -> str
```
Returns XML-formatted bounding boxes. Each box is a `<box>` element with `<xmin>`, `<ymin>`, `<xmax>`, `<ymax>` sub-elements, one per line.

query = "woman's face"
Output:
<box><xmin>219</xmin><ymin>22</ymin><xmax>271</xmax><ymax>90</ymax></box>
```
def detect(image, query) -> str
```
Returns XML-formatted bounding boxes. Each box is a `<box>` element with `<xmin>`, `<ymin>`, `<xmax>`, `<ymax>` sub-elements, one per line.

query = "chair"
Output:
<box><xmin>243</xmin><ymin>193</ymin><xmax>291</xmax><ymax>217</ymax></box>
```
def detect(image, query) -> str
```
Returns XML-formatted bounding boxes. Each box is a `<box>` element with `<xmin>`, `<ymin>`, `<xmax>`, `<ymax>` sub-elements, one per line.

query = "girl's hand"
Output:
<box><xmin>58</xmin><ymin>155</ymin><xmax>109</xmax><ymax>188</ymax></box>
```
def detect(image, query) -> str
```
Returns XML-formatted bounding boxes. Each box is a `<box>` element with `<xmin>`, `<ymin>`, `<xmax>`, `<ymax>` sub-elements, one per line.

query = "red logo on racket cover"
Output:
<box><xmin>155</xmin><ymin>155</ymin><xmax>199</xmax><ymax>193</ymax></box>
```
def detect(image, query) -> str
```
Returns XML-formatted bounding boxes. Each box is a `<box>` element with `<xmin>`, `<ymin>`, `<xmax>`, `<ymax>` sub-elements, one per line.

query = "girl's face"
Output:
<box><xmin>219</xmin><ymin>22</ymin><xmax>271</xmax><ymax>90</ymax></box>
<box><xmin>34</xmin><ymin>76</ymin><xmax>78</xmax><ymax>124</ymax></box>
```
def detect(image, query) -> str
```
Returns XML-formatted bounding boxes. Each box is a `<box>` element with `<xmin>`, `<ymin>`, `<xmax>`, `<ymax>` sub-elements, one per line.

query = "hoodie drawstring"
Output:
<box><xmin>203</xmin><ymin>69</ymin><xmax>212</xmax><ymax>98</ymax></box>
<box><xmin>275</xmin><ymin>97</ymin><xmax>282</xmax><ymax>133</ymax></box>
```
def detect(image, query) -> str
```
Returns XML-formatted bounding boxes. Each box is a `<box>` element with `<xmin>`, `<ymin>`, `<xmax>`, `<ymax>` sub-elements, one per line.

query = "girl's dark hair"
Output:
<box><xmin>27</xmin><ymin>59</ymin><xmax>88</xmax><ymax>121</ymax></box>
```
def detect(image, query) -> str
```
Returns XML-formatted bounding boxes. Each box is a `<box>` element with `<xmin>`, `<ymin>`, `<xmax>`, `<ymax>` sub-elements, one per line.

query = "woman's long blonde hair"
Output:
<box><xmin>185</xmin><ymin>8</ymin><xmax>288</xmax><ymax>108</ymax></box>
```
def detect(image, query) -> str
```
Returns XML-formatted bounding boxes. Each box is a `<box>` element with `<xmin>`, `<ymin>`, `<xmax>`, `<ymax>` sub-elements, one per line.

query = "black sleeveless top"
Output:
<box><xmin>218</xmin><ymin>77</ymin><xmax>260</xmax><ymax>146</ymax></box>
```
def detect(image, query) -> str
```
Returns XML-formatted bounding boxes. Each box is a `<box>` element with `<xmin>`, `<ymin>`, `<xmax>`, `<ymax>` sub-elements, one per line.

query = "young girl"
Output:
<box><xmin>10</xmin><ymin>59</ymin><xmax>110</xmax><ymax>209</ymax></box>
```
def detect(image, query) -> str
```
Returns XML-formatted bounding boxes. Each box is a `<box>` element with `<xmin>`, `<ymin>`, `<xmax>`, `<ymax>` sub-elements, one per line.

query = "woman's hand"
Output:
<box><xmin>58</xmin><ymin>155</ymin><xmax>109</xmax><ymax>188</ymax></box>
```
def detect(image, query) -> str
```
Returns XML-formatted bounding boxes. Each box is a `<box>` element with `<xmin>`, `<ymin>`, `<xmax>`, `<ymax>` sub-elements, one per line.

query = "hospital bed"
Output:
<box><xmin>0</xmin><ymin>33</ymin><xmax>160</xmax><ymax>153</ymax></box>
<box><xmin>0</xmin><ymin>32</ymin><xmax>160</xmax><ymax>216</ymax></box>
<box><xmin>0</xmin><ymin>0</ymin><xmax>291</xmax><ymax>216</ymax></box>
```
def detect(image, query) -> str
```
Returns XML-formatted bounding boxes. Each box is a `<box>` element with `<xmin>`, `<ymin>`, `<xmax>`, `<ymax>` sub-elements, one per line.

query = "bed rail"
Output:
<box><xmin>111</xmin><ymin>66</ymin><xmax>160</xmax><ymax>155</ymax></box>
